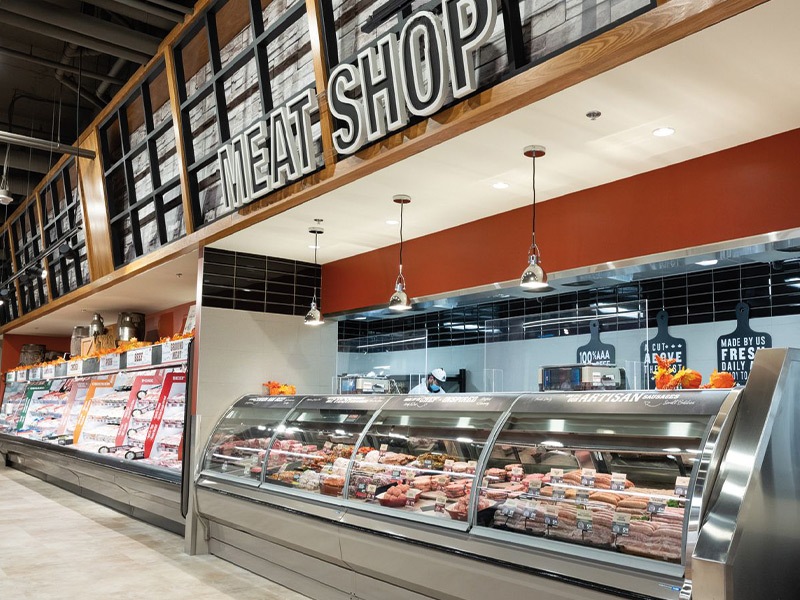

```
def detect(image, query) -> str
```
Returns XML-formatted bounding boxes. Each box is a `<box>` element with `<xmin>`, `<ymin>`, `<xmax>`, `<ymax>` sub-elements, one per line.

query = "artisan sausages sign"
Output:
<box><xmin>716</xmin><ymin>302</ymin><xmax>772</xmax><ymax>384</ymax></box>
<box><xmin>328</xmin><ymin>0</ymin><xmax>496</xmax><ymax>155</ymax></box>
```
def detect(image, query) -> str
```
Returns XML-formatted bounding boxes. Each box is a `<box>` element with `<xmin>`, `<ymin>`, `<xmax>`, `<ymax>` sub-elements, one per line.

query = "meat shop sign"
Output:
<box><xmin>219</xmin><ymin>0</ymin><xmax>496</xmax><ymax>209</ymax></box>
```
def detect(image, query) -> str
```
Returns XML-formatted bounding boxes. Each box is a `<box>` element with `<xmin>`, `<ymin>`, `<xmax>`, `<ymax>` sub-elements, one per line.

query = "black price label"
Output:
<box><xmin>611</xmin><ymin>472</ymin><xmax>627</xmax><ymax>491</ymax></box>
<box><xmin>576</xmin><ymin>509</ymin><xmax>592</xmax><ymax>532</ymax></box>
<box><xmin>675</xmin><ymin>476</ymin><xmax>690</xmax><ymax>497</ymax></box>
<box><xmin>576</xmin><ymin>490</ymin><xmax>590</xmax><ymax>507</ymax></box>
<box><xmin>612</xmin><ymin>513</ymin><xmax>630</xmax><ymax>536</ymax></box>
<box><xmin>551</xmin><ymin>486</ymin><xmax>566</xmax><ymax>501</ymax></box>
<box><xmin>549</xmin><ymin>468</ymin><xmax>563</xmax><ymax>484</ymax></box>
<box><xmin>522</xmin><ymin>502</ymin><xmax>538</xmax><ymax>519</ymax></box>
<box><xmin>581</xmin><ymin>468</ymin><xmax>596</xmax><ymax>488</ymax></box>
<box><xmin>527</xmin><ymin>479</ymin><xmax>542</xmax><ymax>496</ymax></box>
<box><xmin>544</xmin><ymin>507</ymin><xmax>558</xmax><ymax>528</ymax></box>
<box><xmin>647</xmin><ymin>498</ymin><xmax>666</xmax><ymax>514</ymax></box>
<box><xmin>501</xmin><ymin>501</ymin><xmax>517</xmax><ymax>517</ymax></box>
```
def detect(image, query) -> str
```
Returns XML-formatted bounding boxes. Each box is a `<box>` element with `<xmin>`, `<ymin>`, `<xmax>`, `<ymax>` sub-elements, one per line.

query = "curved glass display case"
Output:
<box><xmin>196</xmin><ymin>351</ymin><xmax>800</xmax><ymax>600</ymax></box>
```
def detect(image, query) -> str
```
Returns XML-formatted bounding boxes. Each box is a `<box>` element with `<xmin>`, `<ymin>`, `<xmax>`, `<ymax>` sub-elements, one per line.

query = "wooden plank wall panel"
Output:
<box><xmin>77</xmin><ymin>129</ymin><xmax>115</xmax><ymax>280</ymax></box>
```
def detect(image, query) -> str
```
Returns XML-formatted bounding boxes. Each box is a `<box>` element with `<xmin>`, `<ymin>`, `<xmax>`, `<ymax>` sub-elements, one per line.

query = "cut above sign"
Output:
<box><xmin>218</xmin><ymin>0</ymin><xmax>498</xmax><ymax>209</ymax></box>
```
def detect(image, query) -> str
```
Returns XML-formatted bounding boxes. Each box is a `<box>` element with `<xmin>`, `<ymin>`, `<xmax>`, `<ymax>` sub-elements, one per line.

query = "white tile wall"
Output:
<box><xmin>338</xmin><ymin>314</ymin><xmax>800</xmax><ymax>394</ymax></box>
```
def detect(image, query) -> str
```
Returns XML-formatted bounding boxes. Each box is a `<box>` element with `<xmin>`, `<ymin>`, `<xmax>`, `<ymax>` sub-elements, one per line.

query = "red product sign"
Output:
<box><xmin>115</xmin><ymin>373</ymin><xmax>163</xmax><ymax>446</ymax></box>
<box><xmin>144</xmin><ymin>372</ymin><xmax>186</xmax><ymax>458</ymax></box>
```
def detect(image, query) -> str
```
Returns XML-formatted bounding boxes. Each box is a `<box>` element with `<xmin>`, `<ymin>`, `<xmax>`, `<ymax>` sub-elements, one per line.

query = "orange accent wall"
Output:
<box><xmin>1</xmin><ymin>335</ymin><xmax>71</xmax><ymax>374</ymax></box>
<box><xmin>322</xmin><ymin>128</ymin><xmax>800</xmax><ymax>314</ymax></box>
<box><xmin>144</xmin><ymin>302</ymin><xmax>195</xmax><ymax>340</ymax></box>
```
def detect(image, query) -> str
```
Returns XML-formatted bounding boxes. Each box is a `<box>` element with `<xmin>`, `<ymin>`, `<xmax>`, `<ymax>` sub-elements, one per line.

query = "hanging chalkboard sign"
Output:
<box><xmin>640</xmin><ymin>310</ymin><xmax>688</xmax><ymax>389</ymax></box>
<box><xmin>576</xmin><ymin>320</ymin><xmax>615</xmax><ymax>365</ymax></box>
<box><xmin>717</xmin><ymin>302</ymin><xmax>771</xmax><ymax>385</ymax></box>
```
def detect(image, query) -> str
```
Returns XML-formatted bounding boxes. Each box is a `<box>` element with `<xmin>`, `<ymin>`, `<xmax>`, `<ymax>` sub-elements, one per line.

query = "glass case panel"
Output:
<box><xmin>347</xmin><ymin>395</ymin><xmax>510</xmax><ymax>523</ymax></box>
<box><xmin>263</xmin><ymin>396</ymin><xmax>387</xmax><ymax>497</ymax></box>
<box><xmin>476</xmin><ymin>391</ymin><xmax>728</xmax><ymax>565</ymax></box>
<box><xmin>203</xmin><ymin>395</ymin><xmax>300</xmax><ymax>483</ymax></box>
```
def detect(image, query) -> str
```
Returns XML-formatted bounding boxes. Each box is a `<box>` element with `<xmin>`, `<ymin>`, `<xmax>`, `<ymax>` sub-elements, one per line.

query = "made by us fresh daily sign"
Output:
<box><xmin>218</xmin><ymin>0</ymin><xmax>497</xmax><ymax>210</ymax></box>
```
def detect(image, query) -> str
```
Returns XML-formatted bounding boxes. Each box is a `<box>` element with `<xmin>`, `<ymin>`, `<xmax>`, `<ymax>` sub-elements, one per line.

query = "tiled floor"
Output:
<box><xmin>0</xmin><ymin>466</ymin><xmax>310</xmax><ymax>599</ymax></box>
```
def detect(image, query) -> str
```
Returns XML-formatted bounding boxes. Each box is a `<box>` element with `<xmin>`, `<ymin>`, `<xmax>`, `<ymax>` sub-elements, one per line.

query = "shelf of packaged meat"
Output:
<box><xmin>0</xmin><ymin>367</ymin><xmax>187</xmax><ymax>476</ymax></box>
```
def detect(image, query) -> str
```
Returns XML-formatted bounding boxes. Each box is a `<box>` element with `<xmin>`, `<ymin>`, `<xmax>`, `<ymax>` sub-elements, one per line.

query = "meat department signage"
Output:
<box><xmin>327</xmin><ymin>0</ymin><xmax>496</xmax><ymax>155</ymax></box>
<box><xmin>218</xmin><ymin>0</ymin><xmax>655</xmax><ymax>210</ymax></box>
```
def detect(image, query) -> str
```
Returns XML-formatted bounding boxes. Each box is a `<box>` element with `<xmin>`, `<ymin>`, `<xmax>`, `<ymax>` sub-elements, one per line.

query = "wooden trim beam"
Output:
<box><xmin>31</xmin><ymin>191</ymin><xmax>53</xmax><ymax>303</ymax></box>
<box><xmin>164</xmin><ymin>45</ymin><xmax>196</xmax><ymax>236</ymax></box>
<box><xmin>77</xmin><ymin>128</ymin><xmax>115</xmax><ymax>280</ymax></box>
<box><xmin>305</xmin><ymin>0</ymin><xmax>336</xmax><ymax>167</ymax></box>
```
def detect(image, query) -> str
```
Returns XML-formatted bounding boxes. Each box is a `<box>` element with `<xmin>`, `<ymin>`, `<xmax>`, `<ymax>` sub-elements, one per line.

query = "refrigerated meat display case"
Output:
<box><xmin>0</xmin><ymin>361</ymin><xmax>190</xmax><ymax>534</ymax></box>
<box><xmin>194</xmin><ymin>348</ymin><xmax>800</xmax><ymax>600</ymax></box>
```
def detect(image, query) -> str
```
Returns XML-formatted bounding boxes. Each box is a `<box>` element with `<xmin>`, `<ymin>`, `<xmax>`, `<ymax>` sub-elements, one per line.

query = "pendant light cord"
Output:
<box><xmin>312</xmin><ymin>228</ymin><xmax>319</xmax><ymax>304</ymax></box>
<box><xmin>531</xmin><ymin>150</ymin><xmax>537</xmax><ymax>248</ymax></box>
<box><xmin>399</xmin><ymin>200</ymin><xmax>405</xmax><ymax>272</ymax></box>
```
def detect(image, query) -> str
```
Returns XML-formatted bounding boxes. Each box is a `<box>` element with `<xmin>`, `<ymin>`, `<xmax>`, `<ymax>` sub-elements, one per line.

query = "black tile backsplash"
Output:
<box><xmin>203</xmin><ymin>248</ymin><xmax>320</xmax><ymax>316</ymax></box>
<box><xmin>339</xmin><ymin>262</ymin><xmax>800</xmax><ymax>352</ymax></box>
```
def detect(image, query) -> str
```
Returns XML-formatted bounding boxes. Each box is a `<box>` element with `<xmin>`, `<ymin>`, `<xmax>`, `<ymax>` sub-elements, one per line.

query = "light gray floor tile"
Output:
<box><xmin>0</xmin><ymin>467</ymin><xmax>310</xmax><ymax>600</ymax></box>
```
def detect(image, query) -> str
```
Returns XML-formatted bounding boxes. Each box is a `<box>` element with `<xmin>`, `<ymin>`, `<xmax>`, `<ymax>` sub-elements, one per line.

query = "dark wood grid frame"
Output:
<box><xmin>10</xmin><ymin>202</ymin><xmax>48</xmax><ymax>315</ymax></box>
<box><xmin>0</xmin><ymin>229</ymin><xmax>19</xmax><ymax>325</ymax></box>
<box><xmin>40</xmin><ymin>159</ymin><xmax>91</xmax><ymax>300</ymax></box>
<box><xmin>324</xmin><ymin>0</ymin><xmax>656</xmax><ymax>157</ymax></box>
<box><xmin>173</xmin><ymin>0</ymin><xmax>320</xmax><ymax>229</ymax></box>
<box><xmin>99</xmin><ymin>60</ymin><xmax>186</xmax><ymax>268</ymax></box>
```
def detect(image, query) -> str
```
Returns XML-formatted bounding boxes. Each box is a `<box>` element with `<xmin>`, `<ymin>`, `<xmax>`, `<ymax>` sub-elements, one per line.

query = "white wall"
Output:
<box><xmin>193</xmin><ymin>307</ymin><xmax>337</xmax><ymax>459</ymax></box>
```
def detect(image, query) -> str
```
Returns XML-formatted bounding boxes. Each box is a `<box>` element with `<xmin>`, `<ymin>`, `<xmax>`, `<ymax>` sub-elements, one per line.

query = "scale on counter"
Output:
<box><xmin>538</xmin><ymin>364</ymin><xmax>626</xmax><ymax>391</ymax></box>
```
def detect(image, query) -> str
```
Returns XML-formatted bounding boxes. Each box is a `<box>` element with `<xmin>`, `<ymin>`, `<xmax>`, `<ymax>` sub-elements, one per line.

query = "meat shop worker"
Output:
<box><xmin>409</xmin><ymin>368</ymin><xmax>447</xmax><ymax>394</ymax></box>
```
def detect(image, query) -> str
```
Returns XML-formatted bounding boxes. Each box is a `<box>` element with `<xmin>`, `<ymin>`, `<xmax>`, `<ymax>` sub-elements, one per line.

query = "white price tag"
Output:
<box><xmin>126</xmin><ymin>346</ymin><xmax>153</xmax><ymax>368</ymax></box>
<box><xmin>16</xmin><ymin>370</ymin><xmax>27</xmax><ymax>382</ymax></box>
<box><xmin>29</xmin><ymin>367</ymin><xmax>42</xmax><ymax>380</ymax></box>
<box><xmin>67</xmin><ymin>360</ymin><xmax>82</xmax><ymax>376</ymax></box>
<box><xmin>42</xmin><ymin>365</ymin><xmax>56</xmax><ymax>380</ymax></box>
<box><xmin>549</xmin><ymin>468</ymin><xmax>564</xmax><ymax>484</ymax></box>
<box><xmin>100</xmin><ymin>353</ymin><xmax>120</xmax><ymax>372</ymax></box>
<box><xmin>165</xmin><ymin>339</ymin><xmax>189</xmax><ymax>363</ymax></box>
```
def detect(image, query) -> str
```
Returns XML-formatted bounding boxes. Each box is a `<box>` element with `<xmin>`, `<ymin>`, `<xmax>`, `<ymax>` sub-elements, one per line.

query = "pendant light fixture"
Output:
<box><xmin>520</xmin><ymin>145</ymin><xmax>548</xmax><ymax>289</ymax></box>
<box><xmin>304</xmin><ymin>218</ymin><xmax>324</xmax><ymax>326</ymax></box>
<box><xmin>388</xmin><ymin>194</ymin><xmax>412</xmax><ymax>311</ymax></box>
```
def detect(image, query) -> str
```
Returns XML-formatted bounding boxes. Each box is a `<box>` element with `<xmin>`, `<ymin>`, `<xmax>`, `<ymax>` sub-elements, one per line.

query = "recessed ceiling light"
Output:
<box><xmin>492</xmin><ymin>182</ymin><xmax>509</xmax><ymax>189</ymax></box>
<box><xmin>385</xmin><ymin>219</ymin><xmax>399</xmax><ymax>225</ymax></box>
<box><xmin>653</xmin><ymin>127</ymin><xmax>675</xmax><ymax>137</ymax></box>
<box><xmin>354</xmin><ymin>316</ymin><xmax>367</xmax><ymax>320</ymax></box>
<box><xmin>696</xmin><ymin>259</ymin><xmax>718</xmax><ymax>267</ymax></box>
<box><xmin>308</xmin><ymin>244</ymin><xmax>319</xmax><ymax>249</ymax></box>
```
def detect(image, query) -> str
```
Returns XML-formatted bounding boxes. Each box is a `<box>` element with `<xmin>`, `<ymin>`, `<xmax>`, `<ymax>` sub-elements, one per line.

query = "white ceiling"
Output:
<box><xmin>214</xmin><ymin>0</ymin><xmax>800</xmax><ymax>263</ymax></box>
<box><xmin>8</xmin><ymin>0</ymin><xmax>800</xmax><ymax>336</ymax></box>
